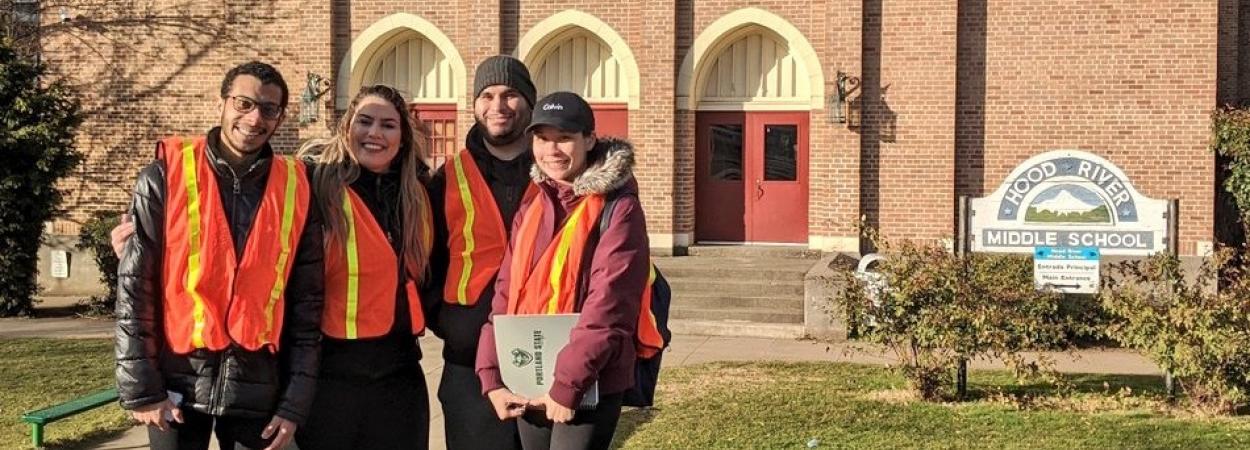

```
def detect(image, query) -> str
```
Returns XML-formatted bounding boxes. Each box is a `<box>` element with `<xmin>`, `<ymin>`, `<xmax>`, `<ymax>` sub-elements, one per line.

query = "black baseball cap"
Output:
<box><xmin>525</xmin><ymin>91</ymin><xmax>595</xmax><ymax>134</ymax></box>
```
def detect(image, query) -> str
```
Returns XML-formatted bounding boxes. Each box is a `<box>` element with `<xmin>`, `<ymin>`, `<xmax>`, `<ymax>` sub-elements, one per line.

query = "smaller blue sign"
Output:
<box><xmin>1034</xmin><ymin>246</ymin><xmax>1100</xmax><ymax>261</ymax></box>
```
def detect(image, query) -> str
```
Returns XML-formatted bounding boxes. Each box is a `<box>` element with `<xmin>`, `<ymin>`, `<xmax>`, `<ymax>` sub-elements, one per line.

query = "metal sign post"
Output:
<box><xmin>956</xmin><ymin>196</ymin><xmax>971</xmax><ymax>399</ymax></box>
<box><xmin>1164</xmin><ymin>199</ymin><xmax>1179</xmax><ymax>398</ymax></box>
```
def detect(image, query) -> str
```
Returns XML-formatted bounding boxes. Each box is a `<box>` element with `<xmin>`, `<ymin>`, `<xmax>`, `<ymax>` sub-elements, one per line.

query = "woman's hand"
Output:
<box><xmin>486</xmin><ymin>388</ymin><xmax>528</xmax><ymax>420</ymax></box>
<box><xmin>528</xmin><ymin>394</ymin><xmax>574</xmax><ymax>424</ymax></box>
<box><xmin>130</xmin><ymin>399</ymin><xmax>182</xmax><ymax>431</ymax></box>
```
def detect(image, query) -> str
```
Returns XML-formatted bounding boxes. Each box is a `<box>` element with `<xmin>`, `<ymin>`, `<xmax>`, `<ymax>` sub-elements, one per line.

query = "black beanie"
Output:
<box><xmin>474</xmin><ymin>55</ymin><xmax>537</xmax><ymax>107</ymax></box>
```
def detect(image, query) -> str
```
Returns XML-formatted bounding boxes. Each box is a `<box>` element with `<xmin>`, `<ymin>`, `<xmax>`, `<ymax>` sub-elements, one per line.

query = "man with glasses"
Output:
<box><xmin>116</xmin><ymin>61</ymin><xmax>324</xmax><ymax>450</ymax></box>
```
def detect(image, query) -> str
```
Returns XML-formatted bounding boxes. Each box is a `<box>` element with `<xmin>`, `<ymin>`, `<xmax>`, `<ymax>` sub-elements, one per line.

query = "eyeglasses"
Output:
<box><xmin>227</xmin><ymin>95</ymin><xmax>284</xmax><ymax>120</ymax></box>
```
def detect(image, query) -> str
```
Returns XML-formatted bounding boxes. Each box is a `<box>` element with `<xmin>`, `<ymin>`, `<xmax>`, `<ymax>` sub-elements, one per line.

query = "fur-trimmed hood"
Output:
<box><xmin>530</xmin><ymin>137</ymin><xmax>635</xmax><ymax>196</ymax></box>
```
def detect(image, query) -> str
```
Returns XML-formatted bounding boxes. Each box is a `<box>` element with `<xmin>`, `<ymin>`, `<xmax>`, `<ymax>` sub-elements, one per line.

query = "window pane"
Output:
<box><xmin>710</xmin><ymin>124</ymin><xmax>743</xmax><ymax>181</ymax></box>
<box><xmin>764</xmin><ymin>124</ymin><xmax>797</xmax><ymax>181</ymax></box>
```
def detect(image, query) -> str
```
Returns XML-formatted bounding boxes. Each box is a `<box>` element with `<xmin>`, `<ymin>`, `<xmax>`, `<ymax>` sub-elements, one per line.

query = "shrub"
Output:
<box><xmin>0</xmin><ymin>38</ymin><xmax>83</xmax><ymax>316</ymax></box>
<box><xmin>1213</xmin><ymin>108</ymin><xmax>1250</xmax><ymax>238</ymax></box>
<box><xmin>834</xmin><ymin>234</ymin><xmax>1075</xmax><ymax>401</ymax></box>
<box><xmin>76</xmin><ymin>211</ymin><xmax>122</xmax><ymax>316</ymax></box>
<box><xmin>1101</xmin><ymin>249</ymin><xmax>1250</xmax><ymax>414</ymax></box>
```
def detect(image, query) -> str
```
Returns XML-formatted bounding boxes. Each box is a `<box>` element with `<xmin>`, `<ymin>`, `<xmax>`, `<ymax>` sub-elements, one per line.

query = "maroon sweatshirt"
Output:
<box><xmin>476</xmin><ymin>137</ymin><xmax>650</xmax><ymax>409</ymax></box>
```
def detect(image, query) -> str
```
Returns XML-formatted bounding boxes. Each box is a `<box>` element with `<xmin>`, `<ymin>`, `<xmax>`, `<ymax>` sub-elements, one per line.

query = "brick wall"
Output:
<box><xmin>819</xmin><ymin>0</ymin><xmax>863</xmax><ymax>243</ymax></box>
<box><xmin>955</xmin><ymin>0</ymin><xmax>1218</xmax><ymax>254</ymax></box>
<box><xmin>634</xmin><ymin>0</ymin><xmax>678</xmax><ymax>237</ymax></box>
<box><xmin>861</xmin><ymin>0</ymin><xmax>958</xmax><ymax>245</ymax></box>
<box><xmin>40</xmin><ymin>0</ymin><xmax>1227</xmax><ymax>256</ymax></box>
<box><xmin>40</xmin><ymin>0</ymin><xmax>328</xmax><ymax>234</ymax></box>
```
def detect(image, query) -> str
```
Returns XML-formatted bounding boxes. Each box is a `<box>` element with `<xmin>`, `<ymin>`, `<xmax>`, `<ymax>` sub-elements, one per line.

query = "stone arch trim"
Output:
<box><xmin>515</xmin><ymin>10</ymin><xmax>641</xmax><ymax>110</ymax></box>
<box><xmin>337</xmin><ymin>13</ymin><xmax>467</xmax><ymax>109</ymax></box>
<box><xmin>676</xmin><ymin>8</ymin><xmax>825</xmax><ymax>110</ymax></box>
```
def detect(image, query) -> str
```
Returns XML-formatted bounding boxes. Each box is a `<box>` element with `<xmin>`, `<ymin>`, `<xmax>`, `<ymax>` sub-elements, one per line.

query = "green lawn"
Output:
<box><xmin>7</xmin><ymin>340</ymin><xmax>1250</xmax><ymax>449</ymax></box>
<box><xmin>1</xmin><ymin>338</ymin><xmax>127</xmax><ymax>450</ymax></box>
<box><xmin>612</xmin><ymin>362</ymin><xmax>1250</xmax><ymax>449</ymax></box>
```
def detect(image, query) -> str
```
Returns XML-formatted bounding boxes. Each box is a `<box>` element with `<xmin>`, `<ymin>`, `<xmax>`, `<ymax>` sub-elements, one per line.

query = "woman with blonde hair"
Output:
<box><xmin>295</xmin><ymin>84</ymin><xmax>437</xmax><ymax>450</ymax></box>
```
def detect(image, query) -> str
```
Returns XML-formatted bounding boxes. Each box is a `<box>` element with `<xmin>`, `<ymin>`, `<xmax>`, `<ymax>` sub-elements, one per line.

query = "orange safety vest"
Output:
<box><xmin>443</xmin><ymin>149</ymin><xmax>536</xmax><ymax>306</ymax></box>
<box><xmin>507</xmin><ymin>194</ymin><xmax>666</xmax><ymax>358</ymax></box>
<box><xmin>160</xmin><ymin>136</ymin><xmax>310</xmax><ymax>354</ymax></box>
<box><xmin>322</xmin><ymin>186</ymin><xmax>433</xmax><ymax>339</ymax></box>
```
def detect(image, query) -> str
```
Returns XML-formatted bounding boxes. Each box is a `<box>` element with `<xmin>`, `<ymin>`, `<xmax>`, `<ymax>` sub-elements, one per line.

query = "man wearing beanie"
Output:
<box><xmin>426</xmin><ymin>55</ymin><xmax>536</xmax><ymax>450</ymax></box>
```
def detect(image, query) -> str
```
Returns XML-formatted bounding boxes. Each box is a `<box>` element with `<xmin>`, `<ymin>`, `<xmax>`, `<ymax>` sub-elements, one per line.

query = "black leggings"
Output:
<box><xmin>147</xmin><ymin>408</ymin><xmax>273</xmax><ymax>450</ymax></box>
<box><xmin>296</xmin><ymin>368</ymin><xmax>430</xmax><ymax>450</ymax></box>
<box><xmin>517</xmin><ymin>393</ymin><xmax>623</xmax><ymax>450</ymax></box>
<box><xmin>439</xmin><ymin>363</ymin><xmax>521</xmax><ymax>450</ymax></box>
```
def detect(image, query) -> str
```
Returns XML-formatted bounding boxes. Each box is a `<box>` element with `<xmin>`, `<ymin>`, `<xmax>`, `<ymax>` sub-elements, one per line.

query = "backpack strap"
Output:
<box><xmin>573</xmin><ymin>192</ymin><xmax>624</xmax><ymax>312</ymax></box>
<box><xmin>599</xmin><ymin>195</ymin><xmax>622</xmax><ymax>237</ymax></box>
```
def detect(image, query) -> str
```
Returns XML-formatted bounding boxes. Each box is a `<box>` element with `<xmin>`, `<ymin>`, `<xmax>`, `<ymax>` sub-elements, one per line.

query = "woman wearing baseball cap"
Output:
<box><xmin>476</xmin><ymin>91</ymin><xmax>650</xmax><ymax>450</ymax></box>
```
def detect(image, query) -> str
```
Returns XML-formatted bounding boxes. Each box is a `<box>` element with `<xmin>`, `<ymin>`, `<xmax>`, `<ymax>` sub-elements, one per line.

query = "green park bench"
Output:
<box><xmin>20</xmin><ymin>388</ymin><xmax>118</xmax><ymax>449</ymax></box>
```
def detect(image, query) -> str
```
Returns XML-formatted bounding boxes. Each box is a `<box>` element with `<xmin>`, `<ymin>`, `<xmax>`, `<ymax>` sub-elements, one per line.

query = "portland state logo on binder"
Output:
<box><xmin>510</xmin><ymin>348</ymin><xmax>534</xmax><ymax>368</ymax></box>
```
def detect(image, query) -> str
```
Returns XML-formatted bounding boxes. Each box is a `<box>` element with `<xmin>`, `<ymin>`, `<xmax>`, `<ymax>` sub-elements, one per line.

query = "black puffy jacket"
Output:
<box><xmin>115</xmin><ymin>128</ymin><xmax>324</xmax><ymax>424</ymax></box>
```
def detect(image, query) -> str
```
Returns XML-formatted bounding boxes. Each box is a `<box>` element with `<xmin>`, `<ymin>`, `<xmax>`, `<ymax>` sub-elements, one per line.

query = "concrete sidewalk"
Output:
<box><xmin>4</xmin><ymin>315</ymin><xmax>1161</xmax><ymax>449</ymax></box>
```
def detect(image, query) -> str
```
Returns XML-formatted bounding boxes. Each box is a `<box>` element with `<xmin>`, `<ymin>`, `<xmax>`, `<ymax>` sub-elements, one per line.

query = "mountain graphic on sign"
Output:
<box><xmin>1024</xmin><ymin>185</ymin><xmax>1112</xmax><ymax>224</ymax></box>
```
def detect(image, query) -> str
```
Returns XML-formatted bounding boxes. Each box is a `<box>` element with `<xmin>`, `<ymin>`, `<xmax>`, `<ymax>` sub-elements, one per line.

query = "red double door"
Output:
<box><xmin>696</xmin><ymin>111</ymin><xmax>809</xmax><ymax>243</ymax></box>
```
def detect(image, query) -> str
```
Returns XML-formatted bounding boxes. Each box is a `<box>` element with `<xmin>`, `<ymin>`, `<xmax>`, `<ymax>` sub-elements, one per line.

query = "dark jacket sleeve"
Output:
<box><xmin>475</xmin><ymin>188</ymin><xmax>530</xmax><ymax>396</ymax></box>
<box><xmin>425</xmin><ymin>170</ymin><xmax>449</xmax><ymax>337</ymax></box>
<box><xmin>273</xmin><ymin>193</ymin><xmax>325</xmax><ymax>425</ymax></box>
<box><xmin>115</xmin><ymin>162</ymin><xmax>168</xmax><ymax>410</ymax></box>
<box><xmin>549</xmin><ymin>195</ymin><xmax>649</xmax><ymax>409</ymax></box>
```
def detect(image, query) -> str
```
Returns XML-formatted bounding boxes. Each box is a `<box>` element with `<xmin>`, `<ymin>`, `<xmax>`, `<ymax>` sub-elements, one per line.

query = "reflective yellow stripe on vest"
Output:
<box><xmin>546</xmin><ymin>200</ymin><xmax>591</xmax><ymax>314</ymax></box>
<box><xmin>342</xmin><ymin>191</ymin><xmax>361</xmax><ymax>339</ymax></box>
<box><xmin>451</xmin><ymin>154</ymin><xmax>478</xmax><ymax>306</ymax></box>
<box><xmin>259</xmin><ymin>157</ymin><xmax>299</xmax><ymax>345</ymax></box>
<box><xmin>179</xmin><ymin>140</ymin><xmax>209</xmax><ymax>349</ymax></box>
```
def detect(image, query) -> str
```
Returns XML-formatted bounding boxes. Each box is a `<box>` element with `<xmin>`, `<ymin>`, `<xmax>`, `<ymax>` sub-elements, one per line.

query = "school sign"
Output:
<box><xmin>970</xmin><ymin>150</ymin><xmax>1169</xmax><ymax>256</ymax></box>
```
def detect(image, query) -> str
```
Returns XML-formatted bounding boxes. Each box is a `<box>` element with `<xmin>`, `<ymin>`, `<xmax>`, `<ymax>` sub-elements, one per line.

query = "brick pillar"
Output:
<box><xmin>813</xmin><ymin>0</ymin><xmax>864</xmax><ymax>253</ymax></box>
<box><xmin>1218</xmin><ymin>0</ymin><xmax>1240</xmax><ymax>106</ymax></box>
<box><xmin>459</xmin><ymin>0</ymin><xmax>504</xmax><ymax>141</ymax></box>
<box><xmin>862</xmin><ymin>0</ymin><xmax>958</xmax><ymax>245</ymax></box>
<box><xmin>673</xmin><ymin>0</ymin><xmax>696</xmax><ymax>250</ymax></box>
<box><xmin>297</xmin><ymin>0</ymin><xmax>335</xmax><ymax>142</ymax></box>
<box><xmin>633</xmin><ymin>0</ymin><xmax>680</xmax><ymax>253</ymax></box>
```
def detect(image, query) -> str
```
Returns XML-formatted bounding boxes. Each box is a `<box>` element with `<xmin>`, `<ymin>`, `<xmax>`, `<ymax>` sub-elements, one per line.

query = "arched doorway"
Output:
<box><xmin>518</xmin><ymin>10</ymin><xmax>640</xmax><ymax>140</ymax></box>
<box><xmin>339</xmin><ymin>14</ymin><xmax>466</xmax><ymax>167</ymax></box>
<box><xmin>679</xmin><ymin>9</ymin><xmax>823</xmax><ymax>244</ymax></box>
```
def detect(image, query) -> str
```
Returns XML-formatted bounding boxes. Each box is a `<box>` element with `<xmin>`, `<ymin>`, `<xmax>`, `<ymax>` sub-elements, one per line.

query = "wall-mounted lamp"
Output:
<box><xmin>831</xmin><ymin>71</ymin><xmax>861</xmax><ymax>126</ymax></box>
<box><xmin>299</xmin><ymin>72</ymin><xmax>332</xmax><ymax>127</ymax></box>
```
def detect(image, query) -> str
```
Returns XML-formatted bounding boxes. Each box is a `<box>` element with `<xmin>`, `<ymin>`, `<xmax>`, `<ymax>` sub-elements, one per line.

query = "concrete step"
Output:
<box><xmin>668</xmin><ymin>319</ymin><xmax>805</xmax><ymax>339</ymax></box>
<box><xmin>668</xmin><ymin>278</ymin><xmax>804</xmax><ymax>297</ymax></box>
<box><xmin>670</xmin><ymin>306</ymin><xmax>804</xmax><ymax>324</ymax></box>
<box><xmin>684</xmin><ymin>245</ymin><xmax>823</xmax><ymax>260</ymax></box>
<box><xmin>651</xmin><ymin>249</ymin><xmax>815</xmax><ymax>336</ymax></box>
<box><xmin>655</xmin><ymin>259</ymin><xmax>813</xmax><ymax>281</ymax></box>
<box><xmin>655</xmin><ymin>263</ymin><xmax>810</xmax><ymax>281</ymax></box>
<box><xmin>673</xmin><ymin>294</ymin><xmax>803</xmax><ymax>310</ymax></box>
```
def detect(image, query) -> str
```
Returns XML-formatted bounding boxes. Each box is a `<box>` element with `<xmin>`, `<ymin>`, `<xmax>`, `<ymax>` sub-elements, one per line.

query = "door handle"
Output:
<box><xmin>755</xmin><ymin>179</ymin><xmax>764</xmax><ymax>200</ymax></box>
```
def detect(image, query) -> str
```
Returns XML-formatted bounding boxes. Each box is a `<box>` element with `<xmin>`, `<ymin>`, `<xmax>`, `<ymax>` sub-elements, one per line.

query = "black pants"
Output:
<box><xmin>147</xmin><ymin>408</ymin><xmax>273</xmax><ymax>450</ymax></box>
<box><xmin>296</xmin><ymin>367</ymin><xmax>430</xmax><ymax>450</ymax></box>
<box><xmin>517</xmin><ymin>393</ymin><xmax>623</xmax><ymax>450</ymax></box>
<box><xmin>438</xmin><ymin>363</ymin><xmax>521</xmax><ymax>450</ymax></box>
